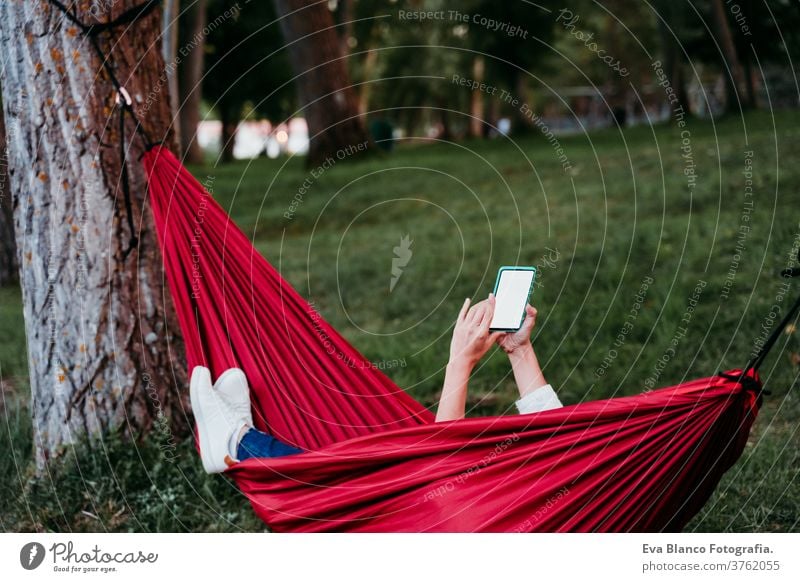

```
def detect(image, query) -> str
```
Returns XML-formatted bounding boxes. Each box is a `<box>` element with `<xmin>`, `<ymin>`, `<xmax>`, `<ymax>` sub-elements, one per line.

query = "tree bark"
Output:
<box><xmin>179</xmin><ymin>0</ymin><xmax>206</xmax><ymax>164</ymax></box>
<box><xmin>743</xmin><ymin>55</ymin><xmax>758</xmax><ymax>109</ymax></box>
<box><xmin>162</xmin><ymin>0</ymin><xmax>181</xmax><ymax>151</ymax></box>
<box><xmin>512</xmin><ymin>71</ymin><xmax>535</xmax><ymax>134</ymax></box>
<box><xmin>710</xmin><ymin>0</ymin><xmax>752</xmax><ymax>111</ymax></box>
<box><xmin>486</xmin><ymin>96</ymin><xmax>500</xmax><ymax>137</ymax></box>
<box><xmin>438</xmin><ymin>105</ymin><xmax>451</xmax><ymax>141</ymax></box>
<box><xmin>657</xmin><ymin>12</ymin><xmax>691</xmax><ymax>117</ymax></box>
<box><xmin>469</xmin><ymin>56</ymin><xmax>484</xmax><ymax>138</ymax></box>
<box><xmin>0</xmin><ymin>101</ymin><xmax>18</xmax><ymax>286</ymax></box>
<box><xmin>336</xmin><ymin>0</ymin><xmax>353</xmax><ymax>58</ymax></box>
<box><xmin>272</xmin><ymin>0</ymin><xmax>370</xmax><ymax>167</ymax></box>
<box><xmin>358</xmin><ymin>47</ymin><xmax>377</xmax><ymax>116</ymax></box>
<box><xmin>219</xmin><ymin>105</ymin><xmax>237</xmax><ymax>163</ymax></box>
<box><xmin>0</xmin><ymin>1</ymin><xmax>189</xmax><ymax>469</ymax></box>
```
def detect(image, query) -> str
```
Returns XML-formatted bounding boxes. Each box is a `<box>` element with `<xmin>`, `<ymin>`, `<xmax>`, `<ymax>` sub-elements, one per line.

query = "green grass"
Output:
<box><xmin>2</xmin><ymin>109</ymin><xmax>799</xmax><ymax>531</ymax></box>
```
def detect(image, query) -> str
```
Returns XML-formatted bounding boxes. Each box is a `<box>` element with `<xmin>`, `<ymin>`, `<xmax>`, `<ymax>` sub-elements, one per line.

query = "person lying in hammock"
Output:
<box><xmin>190</xmin><ymin>293</ymin><xmax>562</xmax><ymax>474</ymax></box>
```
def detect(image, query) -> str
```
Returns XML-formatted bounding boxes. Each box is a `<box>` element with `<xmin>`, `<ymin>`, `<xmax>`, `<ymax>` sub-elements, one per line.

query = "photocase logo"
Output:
<box><xmin>390</xmin><ymin>234</ymin><xmax>413</xmax><ymax>292</ymax></box>
<box><xmin>20</xmin><ymin>542</ymin><xmax>46</xmax><ymax>570</ymax></box>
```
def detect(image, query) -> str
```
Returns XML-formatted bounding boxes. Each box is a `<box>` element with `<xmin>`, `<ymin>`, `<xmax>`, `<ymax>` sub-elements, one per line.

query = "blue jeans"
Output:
<box><xmin>236</xmin><ymin>427</ymin><xmax>304</xmax><ymax>461</ymax></box>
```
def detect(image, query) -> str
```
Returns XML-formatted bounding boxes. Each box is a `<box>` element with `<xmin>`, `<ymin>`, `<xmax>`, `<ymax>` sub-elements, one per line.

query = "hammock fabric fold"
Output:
<box><xmin>143</xmin><ymin>145</ymin><xmax>762</xmax><ymax>532</ymax></box>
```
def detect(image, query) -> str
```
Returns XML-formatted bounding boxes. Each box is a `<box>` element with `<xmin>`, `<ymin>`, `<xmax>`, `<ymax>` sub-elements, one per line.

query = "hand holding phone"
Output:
<box><xmin>449</xmin><ymin>294</ymin><xmax>505</xmax><ymax>366</ymax></box>
<box><xmin>496</xmin><ymin>304</ymin><xmax>538</xmax><ymax>354</ymax></box>
<box><xmin>489</xmin><ymin>266</ymin><xmax>537</xmax><ymax>332</ymax></box>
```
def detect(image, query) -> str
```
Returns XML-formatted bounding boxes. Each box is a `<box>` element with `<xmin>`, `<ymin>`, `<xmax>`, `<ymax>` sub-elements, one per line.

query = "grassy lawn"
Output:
<box><xmin>2</xmin><ymin>109</ymin><xmax>799</xmax><ymax>531</ymax></box>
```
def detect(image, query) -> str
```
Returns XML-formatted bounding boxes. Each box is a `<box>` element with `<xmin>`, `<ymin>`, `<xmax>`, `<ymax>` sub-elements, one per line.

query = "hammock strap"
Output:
<box><xmin>45</xmin><ymin>0</ymin><xmax>162</xmax><ymax>258</ymax></box>
<box><xmin>46</xmin><ymin>0</ymin><xmax>161</xmax><ymax>36</ymax></box>
<box><xmin>118</xmin><ymin>102</ymin><xmax>138</xmax><ymax>258</ymax></box>
<box><xmin>745</xmin><ymin>284</ymin><xmax>800</xmax><ymax>374</ymax></box>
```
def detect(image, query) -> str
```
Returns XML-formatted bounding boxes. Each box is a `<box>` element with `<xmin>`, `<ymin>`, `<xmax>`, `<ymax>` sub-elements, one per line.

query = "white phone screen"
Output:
<box><xmin>490</xmin><ymin>269</ymin><xmax>535</xmax><ymax>330</ymax></box>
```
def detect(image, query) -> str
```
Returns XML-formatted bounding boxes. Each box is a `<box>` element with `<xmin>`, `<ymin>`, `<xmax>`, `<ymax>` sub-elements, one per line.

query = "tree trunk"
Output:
<box><xmin>179</xmin><ymin>0</ymin><xmax>207</xmax><ymax>164</ymax></box>
<box><xmin>219</xmin><ymin>105</ymin><xmax>237</xmax><ymax>163</ymax></box>
<box><xmin>657</xmin><ymin>12</ymin><xmax>691</xmax><ymax>117</ymax></box>
<box><xmin>710</xmin><ymin>0</ymin><xmax>752</xmax><ymax>111</ymax></box>
<box><xmin>336</xmin><ymin>0</ymin><xmax>353</xmax><ymax>58</ymax></box>
<box><xmin>358</xmin><ymin>47</ymin><xmax>377</xmax><ymax>116</ymax></box>
<box><xmin>272</xmin><ymin>0</ymin><xmax>370</xmax><ymax>167</ymax></box>
<box><xmin>162</xmin><ymin>0</ymin><xmax>181</xmax><ymax>151</ymax></box>
<box><xmin>438</xmin><ymin>106</ymin><xmax>451</xmax><ymax>141</ymax></box>
<box><xmin>402</xmin><ymin>110</ymin><xmax>417</xmax><ymax>139</ymax></box>
<box><xmin>0</xmin><ymin>1</ymin><xmax>189</xmax><ymax>469</ymax></box>
<box><xmin>469</xmin><ymin>56</ymin><xmax>484</xmax><ymax>138</ymax></box>
<box><xmin>487</xmin><ymin>96</ymin><xmax>500</xmax><ymax>137</ymax></box>
<box><xmin>0</xmin><ymin>102</ymin><xmax>18</xmax><ymax>286</ymax></box>
<box><xmin>512</xmin><ymin>71</ymin><xmax>535</xmax><ymax>134</ymax></box>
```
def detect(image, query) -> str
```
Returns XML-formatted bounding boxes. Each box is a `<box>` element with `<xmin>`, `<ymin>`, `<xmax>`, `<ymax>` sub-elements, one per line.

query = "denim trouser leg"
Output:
<box><xmin>236</xmin><ymin>427</ymin><xmax>304</xmax><ymax>461</ymax></box>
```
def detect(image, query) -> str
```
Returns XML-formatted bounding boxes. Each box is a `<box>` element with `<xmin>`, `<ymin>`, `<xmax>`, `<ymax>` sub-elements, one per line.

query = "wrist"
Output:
<box><xmin>506</xmin><ymin>341</ymin><xmax>534</xmax><ymax>360</ymax></box>
<box><xmin>447</xmin><ymin>355</ymin><xmax>476</xmax><ymax>372</ymax></box>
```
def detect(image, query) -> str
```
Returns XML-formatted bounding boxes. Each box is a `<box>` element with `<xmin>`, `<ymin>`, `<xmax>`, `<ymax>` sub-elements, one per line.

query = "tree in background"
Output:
<box><xmin>204</xmin><ymin>0</ymin><xmax>294</xmax><ymax>162</ymax></box>
<box><xmin>709</xmin><ymin>0</ymin><xmax>752</xmax><ymax>111</ymax></box>
<box><xmin>349</xmin><ymin>0</ymin><xmax>565</xmax><ymax>139</ymax></box>
<box><xmin>654</xmin><ymin>0</ymin><xmax>691</xmax><ymax>117</ymax></box>
<box><xmin>349</xmin><ymin>0</ymin><xmax>472</xmax><ymax>139</ymax></box>
<box><xmin>726</xmin><ymin>0</ymin><xmax>800</xmax><ymax>109</ymax></box>
<box><xmin>272</xmin><ymin>0</ymin><xmax>370</xmax><ymax>166</ymax></box>
<box><xmin>672</xmin><ymin>0</ymin><xmax>800</xmax><ymax>115</ymax></box>
<box><xmin>466</xmin><ymin>0</ymin><xmax>560</xmax><ymax>134</ymax></box>
<box><xmin>336</xmin><ymin>0</ymin><xmax>380</xmax><ymax>116</ymax></box>
<box><xmin>542</xmin><ymin>0</ymin><xmax>658</xmax><ymax>127</ymax></box>
<box><xmin>469</xmin><ymin>55</ymin><xmax>485</xmax><ymax>138</ymax></box>
<box><xmin>328</xmin><ymin>0</ymin><xmax>799</xmax><ymax>139</ymax></box>
<box><xmin>179</xmin><ymin>0</ymin><xmax>207</xmax><ymax>164</ymax></box>
<box><xmin>333</xmin><ymin>0</ymin><xmax>355</xmax><ymax>59</ymax></box>
<box><xmin>0</xmin><ymin>2</ymin><xmax>189</xmax><ymax>468</ymax></box>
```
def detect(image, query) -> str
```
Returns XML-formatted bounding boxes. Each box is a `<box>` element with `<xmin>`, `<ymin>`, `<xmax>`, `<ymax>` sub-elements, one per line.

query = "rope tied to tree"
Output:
<box><xmin>46</xmin><ymin>0</ymin><xmax>161</xmax><ymax>37</ymax></box>
<box><xmin>45</xmin><ymin>0</ymin><xmax>164</xmax><ymax>259</ymax></box>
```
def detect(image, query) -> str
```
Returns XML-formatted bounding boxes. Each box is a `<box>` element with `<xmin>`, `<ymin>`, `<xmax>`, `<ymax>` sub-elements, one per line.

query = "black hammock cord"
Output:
<box><xmin>42</xmin><ymin>0</ymin><xmax>800</xmax><ymax>393</ymax></box>
<box><xmin>46</xmin><ymin>0</ymin><xmax>162</xmax><ymax>259</ymax></box>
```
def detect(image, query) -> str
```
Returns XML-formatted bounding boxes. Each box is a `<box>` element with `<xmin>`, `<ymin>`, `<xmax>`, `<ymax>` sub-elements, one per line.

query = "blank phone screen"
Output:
<box><xmin>490</xmin><ymin>269</ymin><xmax>535</xmax><ymax>330</ymax></box>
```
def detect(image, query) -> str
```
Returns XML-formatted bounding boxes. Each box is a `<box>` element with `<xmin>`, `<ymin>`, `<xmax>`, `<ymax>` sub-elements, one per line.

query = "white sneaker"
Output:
<box><xmin>213</xmin><ymin>368</ymin><xmax>255</xmax><ymax>462</ymax></box>
<box><xmin>213</xmin><ymin>368</ymin><xmax>254</xmax><ymax>429</ymax></box>
<box><xmin>189</xmin><ymin>366</ymin><xmax>251</xmax><ymax>474</ymax></box>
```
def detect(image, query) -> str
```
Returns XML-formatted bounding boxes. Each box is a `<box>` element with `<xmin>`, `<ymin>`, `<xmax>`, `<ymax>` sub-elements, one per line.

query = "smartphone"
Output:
<box><xmin>489</xmin><ymin>266</ymin><xmax>537</xmax><ymax>332</ymax></box>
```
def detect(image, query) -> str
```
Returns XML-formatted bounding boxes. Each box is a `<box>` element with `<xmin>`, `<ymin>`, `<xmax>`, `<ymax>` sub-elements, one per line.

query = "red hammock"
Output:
<box><xmin>143</xmin><ymin>145</ymin><xmax>763</xmax><ymax>532</ymax></box>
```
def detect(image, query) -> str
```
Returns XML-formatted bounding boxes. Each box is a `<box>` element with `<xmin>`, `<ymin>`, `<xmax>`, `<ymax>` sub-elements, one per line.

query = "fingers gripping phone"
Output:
<box><xmin>489</xmin><ymin>266</ymin><xmax>537</xmax><ymax>332</ymax></box>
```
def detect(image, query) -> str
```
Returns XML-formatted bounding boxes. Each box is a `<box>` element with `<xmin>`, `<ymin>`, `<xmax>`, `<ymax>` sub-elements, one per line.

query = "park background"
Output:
<box><xmin>0</xmin><ymin>0</ymin><xmax>798</xmax><ymax>532</ymax></box>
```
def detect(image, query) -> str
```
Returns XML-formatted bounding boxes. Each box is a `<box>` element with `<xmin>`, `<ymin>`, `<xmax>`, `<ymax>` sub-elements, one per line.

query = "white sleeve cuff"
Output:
<box><xmin>515</xmin><ymin>384</ymin><xmax>563</xmax><ymax>414</ymax></box>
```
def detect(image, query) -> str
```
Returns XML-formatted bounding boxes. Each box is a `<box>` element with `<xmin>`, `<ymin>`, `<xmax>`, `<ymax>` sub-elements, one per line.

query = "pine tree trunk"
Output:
<box><xmin>219</xmin><ymin>105</ymin><xmax>237</xmax><ymax>163</ymax></box>
<box><xmin>358</xmin><ymin>48</ymin><xmax>377</xmax><ymax>116</ymax></box>
<box><xmin>657</xmin><ymin>13</ymin><xmax>691</xmax><ymax>116</ymax></box>
<box><xmin>743</xmin><ymin>55</ymin><xmax>758</xmax><ymax>109</ymax></box>
<box><xmin>469</xmin><ymin>56</ymin><xmax>484</xmax><ymax>138</ymax></box>
<box><xmin>512</xmin><ymin>71</ymin><xmax>535</xmax><ymax>134</ymax></box>
<box><xmin>0</xmin><ymin>1</ymin><xmax>189</xmax><ymax>469</ymax></box>
<box><xmin>487</xmin><ymin>97</ymin><xmax>500</xmax><ymax>137</ymax></box>
<box><xmin>438</xmin><ymin>106</ymin><xmax>452</xmax><ymax>141</ymax></box>
<box><xmin>402</xmin><ymin>110</ymin><xmax>417</xmax><ymax>139</ymax></box>
<box><xmin>272</xmin><ymin>0</ymin><xmax>370</xmax><ymax>167</ymax></box>
<box><xmin>0</xmin><ymin>104</ymin><xmax>18</xmax><ymax>286</ymax></box>
<box><xmin>336</xmin><ymin>0</ymin><xmax>353</xmax><ymax>58</ymax></box>
<box><xmin>179</xmin><ymin>0</ymin><xmax>207</xmax><ymax>164</ymax></box>
<box><xmin>710</xmin><ymin>0</ymin><xmax>752</xmax><ymax>111</ymax></box>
